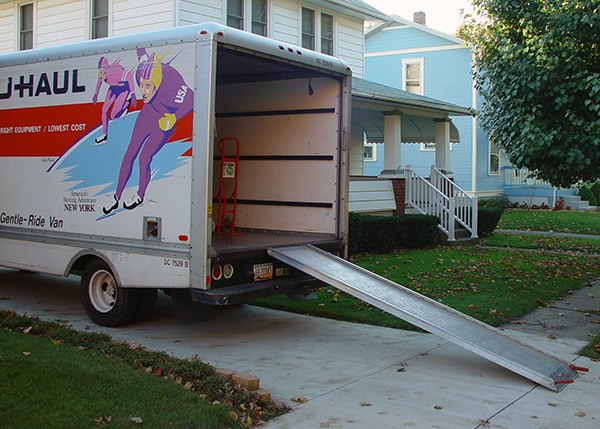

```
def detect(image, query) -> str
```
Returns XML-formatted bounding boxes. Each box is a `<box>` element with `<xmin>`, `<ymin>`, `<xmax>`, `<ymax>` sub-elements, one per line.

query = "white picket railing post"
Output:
<box><xmin>404</xmin><ymin>166</ymin><xmax>478</xmax><ymax>241</ymax></box>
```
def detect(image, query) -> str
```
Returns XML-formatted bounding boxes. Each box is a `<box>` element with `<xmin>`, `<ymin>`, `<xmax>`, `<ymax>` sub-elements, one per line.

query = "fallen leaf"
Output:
<box><xmin>434</xmin><ymin>405</ymin><xmax>443</xmax><ymax>410</ymax></box>
<box><xmin>547</xmin><ymin>402</ymin><xmax>558</xmax><ymax>407</ymax></box>
<box><xmin>130</xmin><ymin>416</ymin><xmax>143</xmax><ymax>424</ymax></box>
<box><xmin>575</xmin><ymin>410</ymin><xmax>586</xmax><ymax>417</ymax></box>
<box><xmin>547</xmin><ymin>334</ymin><xmax>557</xmax><ymax>340</ymax></box>
<box><xmin>93</xmin><ymin>416</ymin><xmax>112</xmax><ymax>425</ymax></box>
<box><xmin>360</xmin><ymin>402</ymin><xmax>372</xmax><ymax>407</ymax></box>
<box><xmin>154</xmin><ymin>368</ymin><xmax>162</xmax><ymax>377</ymax></box>
<box><xmin>229</xmin><ymin>411</ymin><xmax>239</xmax><ymax>421</ymax></box>
<box><xmin>594</xmin><ymin>343</ymin><xmax>600</xmax><ymax>353</ymax></box>
<box><xmin>51</xmin><ymin>339</ymin><xmax>61</xmax><ymax>346</ymax></box>
<box><xmin>22</xmin><ymin>352</ymin><xmax>31</xmax><ymax>357</ymax></box>
<box><xmin>22</xmin><ymin>326</ymin><xmax>32</xmax><ymax>334</ymax></box>
<box><xmin>291</xmin><ymin>396</ymin><xmax>307</xmax><ymax>403</ymax></box>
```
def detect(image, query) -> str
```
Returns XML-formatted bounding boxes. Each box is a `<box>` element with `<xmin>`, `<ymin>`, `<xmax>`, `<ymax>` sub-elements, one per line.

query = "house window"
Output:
<box><xmin>301</xmin><ymin>7</ymin><xmax>315</xmax><ymax>50</ymax></box>
<box><xmin>321</xmin><ymin>13</ymin><xmax>333</xmax><ymax>55</ymax></box>
<box><xmin>251</xmin><ymin>0</ymin><xmax>267</xmax><ymax>36</ymax></box>
<box><xmin>489</xmin><ymin>139</ymin><xmax>500</xmax><ymax>175</ymax></box>
<box><xmin>402</xmin><ymin>58</ymin><xmax>424</xmax><ymax>95</ymax></box>
<box><xmin>363</xmin><ymin>143</ymin><xmax>377</xmax><ymax>161</ymax></box>
<box><xmin>228</xmin><ymin>0</ymin><xmax>268</xmax><ymax>35</ymax></box>
<box><xmin>420</xmin><ymin>142</ymin><xmax>436</xmax><ymax>151</ymax></box>
<box><xmin>91</xmin><ymin>0</ymin><xmax>109</xmax><ymax>39</ymax></box>
<box><xmin>227</xmin><ymin>0</ymin><xmax>244</xmax><ymax>30</ymax></box>
<box><xmin>19</xmin><ymin>2</ymin><xmax>34</xmax><ymax>51</ymax></box>
<box><xmin>302</xmin><ymin>8</ymin><xmax>334</xmax><ymax>55</ymax></box>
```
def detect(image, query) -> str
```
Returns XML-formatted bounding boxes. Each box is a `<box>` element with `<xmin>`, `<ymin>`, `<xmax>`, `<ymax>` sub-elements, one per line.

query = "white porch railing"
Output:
<box><xmin>502</xmin><ymin>166</ymin><xmax>551</xmax><ymax>187</ymax></box>
<box><xmin>405</xmin><ymin>166</ymin><xmax>478</xmax><ymax>241</ymax></box>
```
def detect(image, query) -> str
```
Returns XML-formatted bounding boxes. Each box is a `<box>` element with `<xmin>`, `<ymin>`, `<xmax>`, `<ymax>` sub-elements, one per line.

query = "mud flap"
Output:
<box><xmin>171</xmin><ymin>289</ymin><xmax>216</xmax><ymax>325</ymax></box>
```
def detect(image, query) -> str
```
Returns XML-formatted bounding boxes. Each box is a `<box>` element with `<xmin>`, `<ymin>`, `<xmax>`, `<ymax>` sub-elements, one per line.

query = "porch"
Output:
<box><xmin>350</xmin><ymin>78</ymin><xmax>477</xmax><ymax>241</ymax></box>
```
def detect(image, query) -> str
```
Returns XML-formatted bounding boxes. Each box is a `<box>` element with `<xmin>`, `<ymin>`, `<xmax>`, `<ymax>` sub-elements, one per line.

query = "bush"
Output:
<box><xmin>478</xmin><ymin>196</ymin><xmax>509</xmax><ymax>212</ymax></box>
<box><xmin>478</xmin><ymin>207</ymin><xmax>502</xmax><ymax>236</ymax></box>
<box><xmin>348</xmin><ymin>213</ymin><xmax>440</xmax><ymax>255</ymax></box>
<box><xmin>579</xmin><ymin>182</ymin><xmax>600</xmax><ymax>206</ymax></box>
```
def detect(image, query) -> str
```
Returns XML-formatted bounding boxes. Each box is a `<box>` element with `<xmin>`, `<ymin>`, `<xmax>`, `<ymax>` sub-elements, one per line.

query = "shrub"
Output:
<box><xmin>478</xmin><ymin>196</ymin><xmax>509</xmax><ymax>212</ymax></box>
<box><xmin>478</xmin><ymin>207</ymin><xmax>502</xmax><ymax>236</ymax></box>
<box><xmin>579</xmin><ymin>182</ymin><xmax>600</xmax><ymax>207</ymax></box>
<box><xmin>348</xmin><ymin>213</ymin><xmax>441</xmax><ymax>255</ymax></box>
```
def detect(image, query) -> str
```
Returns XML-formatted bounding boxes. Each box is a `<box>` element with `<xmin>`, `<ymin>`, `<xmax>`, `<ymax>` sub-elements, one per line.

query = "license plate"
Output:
<box><xmin>253</xmin><ymin>263</ymin><xmax>273</xmax><ymax>281</ymax></box>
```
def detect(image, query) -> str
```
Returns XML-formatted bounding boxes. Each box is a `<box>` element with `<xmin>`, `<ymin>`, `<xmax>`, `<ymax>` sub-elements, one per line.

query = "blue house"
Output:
<box><xmin>363</xmin><ymin>13</ymin><xmax>591</xmax><ymax>210</ymax></box>
<box><xmin>364</xmin><ymin>13</ymin><xmax>503</xmax><ymax>199</ymax></box>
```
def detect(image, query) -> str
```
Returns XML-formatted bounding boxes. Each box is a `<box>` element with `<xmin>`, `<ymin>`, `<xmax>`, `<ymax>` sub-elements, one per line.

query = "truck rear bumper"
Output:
<box><xmin>188</xmin><ymin>274</ymin><xmax>321</xmax><ymax>306</ymax></box>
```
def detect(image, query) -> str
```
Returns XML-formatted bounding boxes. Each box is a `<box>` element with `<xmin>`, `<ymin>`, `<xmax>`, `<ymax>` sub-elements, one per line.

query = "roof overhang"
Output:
<box><xmin>351</xmin><ymin>78</ymin><xmax>473</xmax><ymax>143</ymax></box>
<box><xmin>307</xmin><ymin>0</ymin><xmax>389</xmax><ymax>21</ymax></box>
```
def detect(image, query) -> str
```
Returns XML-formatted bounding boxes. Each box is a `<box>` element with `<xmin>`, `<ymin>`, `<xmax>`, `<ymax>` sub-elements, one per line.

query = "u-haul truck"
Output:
<box><xmin>0</xmin><ymin>23</ymin><xmax>351</xmax><ymax>326</ymax></box>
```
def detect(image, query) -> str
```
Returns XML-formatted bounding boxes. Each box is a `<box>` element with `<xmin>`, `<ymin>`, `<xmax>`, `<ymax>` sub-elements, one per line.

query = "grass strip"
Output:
<box><xmin>498</xmin><ymin>209</ymin><xmax>600</xmax><ymax>235</ymax></box>
<box><xmin>480</xmin><ymin>233</ymin><xmax>600</xmax><ymax>254</ymax></box>
<box><xmin>0</xmin><ymin>311</ymin><xmax>287</xmax><ymax>428</ymax></box>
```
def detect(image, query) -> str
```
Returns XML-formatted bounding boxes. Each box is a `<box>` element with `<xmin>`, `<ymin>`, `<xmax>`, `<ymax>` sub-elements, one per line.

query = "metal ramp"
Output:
<box><xmin>268</xmin><ymin>245</ymin><xmax>586</xmax><ymax>392</ymax></box>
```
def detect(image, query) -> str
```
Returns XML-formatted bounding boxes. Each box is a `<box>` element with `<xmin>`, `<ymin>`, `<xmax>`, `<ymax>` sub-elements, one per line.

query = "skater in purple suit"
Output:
<box><xmin>92</xmin><ymin>57</ymin><xmax>136</xmax><ymax>144</ymax></box>
<box><xmin>103</xmin><ymin>49</ymin><xmax>194</xmax><ymax>214</ymax></box>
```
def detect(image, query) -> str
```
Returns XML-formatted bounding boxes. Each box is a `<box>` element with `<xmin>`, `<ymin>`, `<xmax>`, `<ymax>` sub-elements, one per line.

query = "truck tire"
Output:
<box><xmin>81</xmin><ymin>259</ymin><xmax>140</xmax><ymax>327</ymax></box>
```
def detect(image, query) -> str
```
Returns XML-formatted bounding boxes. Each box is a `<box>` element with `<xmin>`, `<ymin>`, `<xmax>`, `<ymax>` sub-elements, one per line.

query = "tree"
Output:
<box><xmin>459</xmin><ymin>0</ymin><xmax>599</xmax><ymax>187</ymax></box>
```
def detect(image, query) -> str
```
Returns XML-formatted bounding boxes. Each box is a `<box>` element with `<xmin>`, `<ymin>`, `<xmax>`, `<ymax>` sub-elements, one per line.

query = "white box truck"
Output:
<box><xmin>0</xmin><ymin>23</ymin><xmax>351</xmax><ymax>326</ymax></box>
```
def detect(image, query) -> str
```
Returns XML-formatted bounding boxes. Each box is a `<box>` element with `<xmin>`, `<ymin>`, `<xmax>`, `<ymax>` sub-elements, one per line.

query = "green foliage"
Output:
<box><xmin>348</xmin><ymin>213</ymin><xmax>440</xmax><ymax>255</ymax></box>
<box><xmin>578</xmin><ymin>181</ymin><xmax>600</xmax><ymax>206</ymax></box>
<box><xmin>463</xmin><ymin>0</ymin><xmax>600</xmax><ymax>187</ymax></box>
<box><xmin>478</xmin><ymin>206</ymin><xmax>503</xmax><ymax>236</ymax></box>
<box><xmin>478</xmin><ymin>196</ymin><xmax>509</xmax><ymax>211</ymax></box>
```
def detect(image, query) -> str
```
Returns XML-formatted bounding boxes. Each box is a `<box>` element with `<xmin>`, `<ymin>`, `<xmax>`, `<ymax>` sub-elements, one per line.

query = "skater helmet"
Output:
<box><xmin>136</xmin><ymin>52</ymin><xmax>162</xmax><ymax>90</ymax></box>
<box><xmin>97</xmin><ymin>56</ymin><xmax>109</xmax><ymax>70</ymax></box>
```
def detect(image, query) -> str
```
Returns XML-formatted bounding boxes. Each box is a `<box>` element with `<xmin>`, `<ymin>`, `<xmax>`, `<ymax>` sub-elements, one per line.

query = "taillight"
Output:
<box><xmin>212</xmin><ymin>265</ymin><xmax>222</xmax><ymax>280</ymax></box>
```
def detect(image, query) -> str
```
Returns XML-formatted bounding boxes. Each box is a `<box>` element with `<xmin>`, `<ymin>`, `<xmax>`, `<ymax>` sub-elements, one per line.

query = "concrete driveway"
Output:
<box><xmin>1</xmin><ymin>268</ymin><xmax>598</xmax><ymax>428</ymax></box>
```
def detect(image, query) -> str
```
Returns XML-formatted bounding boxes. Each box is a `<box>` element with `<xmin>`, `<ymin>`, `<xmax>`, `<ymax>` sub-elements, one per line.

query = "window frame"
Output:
<box><xmin>301</xmin><ymin>6</ymin><xmax>335</xmax><ymax>55</ymax></box>
<box><xmin>90</xmin><ymin>0</ymin><xmax>110</xmax><ymax>40</ymax></box>
<box><xmin>488</xmin><ymin>139</ymin><xmax>500</xmax><ymax>175</ymax></box>
<box><xmin>363</xmin><ymin>142</ymin><xmax>377</xmax><ymax>162</ymax></box>
<box><xmin>226</xmin><ymin>0</ymin><xmax>269</xmax><ymax>36</ymax></box>
<box><xmin>402</xmin><ymin>57</ymin><xmax>424</xmax><ymax>96</ymax></box>
<box><xmin>18</xmin><ymin>1</ymin><xmax>34</xmax><ymax>51</ymax></box>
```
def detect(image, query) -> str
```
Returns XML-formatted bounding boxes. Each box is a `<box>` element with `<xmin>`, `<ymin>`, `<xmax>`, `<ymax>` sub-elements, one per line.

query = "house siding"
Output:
<box><xmin>179</xmin><ymin>0</ymin><xmax>222</xmax><ymax>25</ymax></box>
<box><xmin>0</xmin><ymin>2</ymin><xmax>15</xmax><ymax>52</ymax></box>
<box><xmin>113</xmin><ymin>0</ymin><xmax>174</xmax><ymax>36</ymax></box>
<box><xmin>336</xmin><ymin>15</ymin><xmax>363</xmax><ymax>77</ymax></box>
<box><xmin>272</xmin><ymin>0</ymin><xmax>298</xmax><ymax>43</ymax></box>
<box><xmin>36</xmin><ymin>0</ymin><xmax>86</xmax><ymax>47</ymax></box>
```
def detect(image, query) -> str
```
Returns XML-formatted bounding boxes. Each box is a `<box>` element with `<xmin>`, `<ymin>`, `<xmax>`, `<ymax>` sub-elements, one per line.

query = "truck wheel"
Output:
<box><xmin>81</xmin><ymin>260</ymin><xmax>140</xmax><ymax>327</ymax></box>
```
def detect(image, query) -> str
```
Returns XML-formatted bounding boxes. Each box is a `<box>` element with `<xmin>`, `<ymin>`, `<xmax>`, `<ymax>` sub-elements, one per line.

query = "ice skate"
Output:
<box><xmin>123</xmin><ymin>192</ymin><xmax>143</xmax><ymax>210</ymax></box>
<box><xmin>103</xmin><ymin>194</ymin><xmax>119</xmax><ymax>214</ymax></box>
<box><xmin>94</xmin><ymin>134</ymin><xmax>108</xmax><ymax>145</ymax></box>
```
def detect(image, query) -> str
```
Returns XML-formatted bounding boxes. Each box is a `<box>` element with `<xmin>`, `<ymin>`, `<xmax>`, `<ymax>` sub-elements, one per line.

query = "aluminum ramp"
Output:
<box><xmin>268</xmin><ymin>245</ymin><xmax>585</xmax><ymax>392</ymax></box>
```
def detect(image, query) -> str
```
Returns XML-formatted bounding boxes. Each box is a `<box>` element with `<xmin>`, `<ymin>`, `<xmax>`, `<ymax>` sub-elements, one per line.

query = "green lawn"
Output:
<box><xmin>480</xmin><ymin>233</ymin><xmax>600</xmax><ymax>254</ymax></box>
<box><xmin>254</xmin><ymin>245</ymin><xmax>600</xmax><ymax>329</ymax></box>
<box><xmin>0</xmin><ymin>329</ymin><xmax>237</xmax><ymax>429</ymax></box>
<box><xmin>497</xmin><ymin>209</ymin><xmax>600</xmax><ymax>235</ymax></box>
<box><xmin>0</xmin><ymin>312</ymin><xmax>285</xmax><ymax>429</ymax></box>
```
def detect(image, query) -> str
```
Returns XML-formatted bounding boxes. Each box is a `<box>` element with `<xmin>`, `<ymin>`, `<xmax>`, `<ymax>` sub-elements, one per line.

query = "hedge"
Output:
<box><xmin>348</xmin><ymin>213</ymin><xmax>440</xmax><ymax>255</ymax></box>
<box><xmin>477</xmin><ymin>206</ymin><xmax>502</xmax><ymax>237</ymax></box>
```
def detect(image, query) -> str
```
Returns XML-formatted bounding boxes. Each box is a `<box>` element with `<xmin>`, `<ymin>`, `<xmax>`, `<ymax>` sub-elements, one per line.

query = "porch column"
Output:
<box><xmin>380</xmin><ymin>114</ymin><xmax>402</xmax><ymax>176</ymax></box>
<box><xmin>434</xmin><ymin>118</ymin><xmax>451</xmax><ymax>172</ymax></box>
